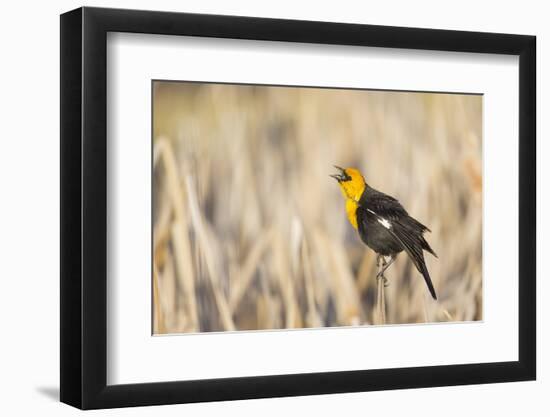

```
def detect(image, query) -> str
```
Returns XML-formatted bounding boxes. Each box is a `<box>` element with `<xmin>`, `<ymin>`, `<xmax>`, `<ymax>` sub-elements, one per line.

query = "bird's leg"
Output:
<box><xmin>376</xmin><ymin>254</ymin><xmax>383</xmax><ymax>268</ymax></box>
<box><xmin>376</xmin><ymin>255</ymin><xmax>396</xmax><ymax>287</ymax></box>
<box><xmin>377</xmin><ymin>255</ymin><xmax>395</xmax><ymax>277</ymax></box>
<box><xmin>376</xmin><ymin>255</ymin><xmax>388</xmax><ymax>286</ymax></box>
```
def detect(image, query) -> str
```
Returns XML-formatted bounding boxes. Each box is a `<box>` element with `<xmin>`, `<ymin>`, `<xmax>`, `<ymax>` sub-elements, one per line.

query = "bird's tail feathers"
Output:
<box><xmin>389</xmin><ymin>222</ymin><xmax>438</xmax><ymax>300</ymax></box>
<box><xmin>417</xmin><ymin>255</ymin><xmax>437</xmax><ymax>300</ymax></box>
<box><xmin>420</xmin><ymin>236</ymin><xmax>438</xmax><ymax>258</ymax></box>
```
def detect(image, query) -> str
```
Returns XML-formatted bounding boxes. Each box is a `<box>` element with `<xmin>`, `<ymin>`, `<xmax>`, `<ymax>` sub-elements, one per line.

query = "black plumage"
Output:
<box><xmin>356</xmin><ymin>185</ymin><xmax>438</xmax><ymax>300</ymax></box>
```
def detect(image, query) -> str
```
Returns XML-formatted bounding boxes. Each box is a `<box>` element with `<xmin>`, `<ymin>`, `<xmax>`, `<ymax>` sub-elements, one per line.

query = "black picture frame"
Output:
<box><xmin>60</xmin><ymin>6</ymin><xmax>536</xmax><ymax>410</ymax></box>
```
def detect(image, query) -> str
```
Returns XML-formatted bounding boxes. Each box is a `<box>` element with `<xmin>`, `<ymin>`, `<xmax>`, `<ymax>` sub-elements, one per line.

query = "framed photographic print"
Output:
<box><xmin>60</xmin><ymin>6</ymin><xmax>536</xmax><ymax>409</ymax></box>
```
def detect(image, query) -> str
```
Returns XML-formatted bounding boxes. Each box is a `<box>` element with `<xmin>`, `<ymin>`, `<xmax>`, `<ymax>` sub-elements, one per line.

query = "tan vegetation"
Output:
<box><xmin>152</xmin><ymin>82</ymin><xmax>482</xmax><ymax>334</ymax></box>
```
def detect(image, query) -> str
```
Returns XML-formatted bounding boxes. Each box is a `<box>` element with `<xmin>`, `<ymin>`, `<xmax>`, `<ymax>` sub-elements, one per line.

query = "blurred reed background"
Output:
<box><xmin>152</xmin><ymin>81</ymin><xmax>482</xmax><ymax>334</ymax></box>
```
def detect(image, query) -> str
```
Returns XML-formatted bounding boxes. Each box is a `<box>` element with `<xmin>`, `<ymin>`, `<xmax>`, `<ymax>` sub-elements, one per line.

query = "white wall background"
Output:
<box><xmin>0</xmin><ymin>0</ymin><xmax>545</xmax><ymax>415</ymax></box>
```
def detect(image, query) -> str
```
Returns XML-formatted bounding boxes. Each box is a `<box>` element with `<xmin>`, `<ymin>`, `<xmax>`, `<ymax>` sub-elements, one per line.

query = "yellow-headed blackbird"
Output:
<box><xmin>331</xmin><ymin>166</ymin><xmax>438</xmax><ymax>300</ymax></box>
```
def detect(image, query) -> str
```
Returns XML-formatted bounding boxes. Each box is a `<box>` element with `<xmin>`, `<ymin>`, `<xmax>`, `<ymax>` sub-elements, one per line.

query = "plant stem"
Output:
<box><xmin>376</xmin><ymin>256</ymin><xmax>387</xmax><ymax>325</ymax></box>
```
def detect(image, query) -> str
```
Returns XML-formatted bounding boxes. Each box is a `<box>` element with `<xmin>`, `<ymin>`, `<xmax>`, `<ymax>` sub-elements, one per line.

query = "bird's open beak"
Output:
<box><xmin>330</xmin><ymin>165</ymin><xmax>347</xmax><ymax>182</ymax></box>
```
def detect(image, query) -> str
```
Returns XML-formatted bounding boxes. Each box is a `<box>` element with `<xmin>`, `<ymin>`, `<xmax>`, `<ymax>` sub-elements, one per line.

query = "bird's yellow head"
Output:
<box><xmin>330</xmin><ymin>166</ymin><xmax>366</xmax><ymax>202</ymax></box>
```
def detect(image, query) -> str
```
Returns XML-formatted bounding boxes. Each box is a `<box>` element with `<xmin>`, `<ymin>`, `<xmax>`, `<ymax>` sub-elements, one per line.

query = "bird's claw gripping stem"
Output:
<box><xmin>376</xmin><ymin>273</ymin><xmax>389</xmax><ymax>287</ymax></box>
<box><xmin>376</xmin><ymin>254</ymin><xmax>392</xmax><ymax>287</ymax></box>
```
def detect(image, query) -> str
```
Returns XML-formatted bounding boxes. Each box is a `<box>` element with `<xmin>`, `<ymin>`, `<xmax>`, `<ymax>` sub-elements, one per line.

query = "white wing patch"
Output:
<box><xmin>378</xmin><ymin>217</ymin><xmax>392</xmax><ymax>229</ymax></box>
<box><xmin>367</xmin><ymin>208</ymin><xmax>392</xmax><ymax>229</ymax></box>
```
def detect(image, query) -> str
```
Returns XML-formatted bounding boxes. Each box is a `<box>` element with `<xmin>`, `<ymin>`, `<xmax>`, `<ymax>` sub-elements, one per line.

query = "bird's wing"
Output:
<box><xmin>366</xmin><ymin>191</ymin><xmax>409</xmax><ymax>221</ymax></box>
<box><xmin>367</xmin><ymin>189</ymin><xmax>432</xmax><ymax>233</ymax></box>
<box><xmin>365</xmin><ymin>197</ymin><xmax>437</xmax><ymax>257</ymax></box>
<box><xmin>362</xmin><ymin>204</ymin><xmax>438</xmax><ymax>300</ymax></box>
